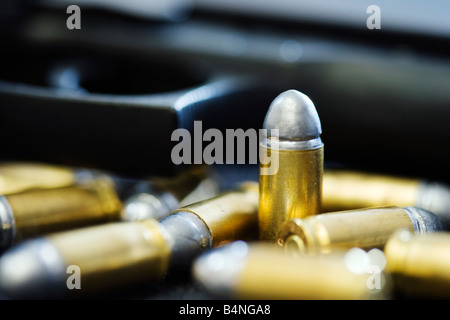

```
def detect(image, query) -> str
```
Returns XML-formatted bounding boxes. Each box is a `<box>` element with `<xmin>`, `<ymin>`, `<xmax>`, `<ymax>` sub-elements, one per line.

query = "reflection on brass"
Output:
<box><xmin>0</xmin><ymin>177</ymin><xmax>122</xmax><ymax>248</ymax></box>
<box><xmin>385</xmin><ymin>229</ymin><xmax>450</xmax><ymax>298</ymax></box>
<box><xmin>169</xmin><ymin>181</ymin><xmax>259</xmax><ymax>247</ymax></box>
<box><xmin>193</xmin><ymin>241</ymin><xmax>391</xmax><ymax>300</ymax></box>
<box><xmin>50</xmin><ymin>219</ymin><xmax>171</xmax><ymax>294</ymax></box>
<box><xmin>0</xmin><ymin>183</ymin><xmax>259</xmax><ymax>298</ymax></box>
<box><xmin>278</xmin><ymin>206</ymin><xmax>444</xmax><ymax>254</ymax></box>
<box><xmin>322</xmin><ymin>170</ymin><xmax>420</xmax><ymax>212</ymax></box>
<box><xmin>322</xmin><ymin>170</ymin><xmax>450</xmax><ymax>230</ymax></box>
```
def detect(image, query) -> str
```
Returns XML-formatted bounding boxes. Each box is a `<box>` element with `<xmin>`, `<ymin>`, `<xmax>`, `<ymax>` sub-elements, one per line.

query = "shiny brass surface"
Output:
<box><xmin>234</xmin><ymin>243</ymin><xmax>389</xmax><ymax>300</ymax></box>
<box><xmin>384</xmin><ymin>230</ymin><xmax>450</xmax><ymax>298</ymax></box>
<box><xmin>259</xmin><ymin>146</ymin><xmax>323</xmax><ymax>242</ymax></box>
<box><xmin>49</xmin><ymin>219</ymin><xmax>170</xmax><ymax>293</ymax></box>
<box><xmin>278</xmin><ymin>206</ymin><xmax>415</xmax><ymax>254</ymax></box>
<box><xmin>322</xmin><ymin>170</ymin><xmax>420</xmax><ymax>212</ymax></box>
<box><xmin>0</xmin><ymin>162</ymin><xmax>77</xmax><ymax>195</ymax></box>
<box><xmin>170</xmin><ymin>182</ymin><xmax>259</xmax><ymax>247</ymax></box>
<box><xmin>7</xmin><ymin>177</ymin><xmax>122</xmax><ymax>242</ymax></box>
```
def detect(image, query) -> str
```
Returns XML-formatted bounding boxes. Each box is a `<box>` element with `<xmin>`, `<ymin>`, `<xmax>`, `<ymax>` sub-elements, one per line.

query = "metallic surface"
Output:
<box><xmin>0</xmin><ymin>238</ymin><xmax>67</xmax><ymax>299</ymax></box>
<box><xmin>384</xmin><ymin>229</ymin><xmax>450</xmax><ymax>298</ymax></box>
<box><xmin>122</xmin><ymin>192</ymin><xmax>178</xmax><ymax>222</ymax></box>
<box><xmin>416</xmin><ymin>181</ymin><xmax>450</xmax><ymax>229</ymax></box>
<box><xmin>193</xmin><ymin>241</ymin><xmax>390</xmax><ymax>300</ymax></box>
<box><xmin>0</xmin><ymin>219</ymin><xmax>172</xmax><ymax>298</ymax></box>
<box><xmin>0</xmin><ymin>183</ymin><xmax>259</xmax><ymax>298</ymax></box>
<box><xmin>0</xmin><ymin>162</ymin><xmax>77</xmax><ymax>195</ymax></box>
<box><xmin>278</xmin><ymin>206</ymin><xmax>444</xmax><ymax>254</ymax></box>
<box><xmin>159</xmin><ymin>211</ymin><xmax>211</xmax><ymax>269</ymax></box>
<box><xmin>263</xmin><ymin>90</ymin><xmax>322</xmax><ymax>142</ymax></box>
<box><xmin>49</xmin><ymin>219</ymin><xmax>171</xmax><ymax>295</ymax></box>
<box><xmin>322</xmin><ymin>170</ymin><xmax>450</xmax><ymax>228</ymax></box>
<box><xmin>403</xmin><ymin>206</ymin><xmax>445</xmax><ymax>234</ymax></box>
<box><xmin>0</xmin><ymin>196</ymin><xmax>15</xmax><ymax>249</ymax></box>
<box><xmin>322</xmin><ymin>170</ymin><xmax>420</xmax><ymax>212</ymax></box>
<box><xmin>259</xmin><ymin>90</ymin><xmax>324</xmax><ymax>242</ymax></box>
<box><xmin>0</xmin><ymin>177</ymin><xmax>122</xmax><ymax>248</ymax></box>
<box><xmin>169</xmin><ymin>182</ymin><xmax>259</xmax><ymax>247</ymax></box>
<box><xmin>122</xmin><ymin>166</ymin><xmax>219</xmax><ymax>221</ymax></box>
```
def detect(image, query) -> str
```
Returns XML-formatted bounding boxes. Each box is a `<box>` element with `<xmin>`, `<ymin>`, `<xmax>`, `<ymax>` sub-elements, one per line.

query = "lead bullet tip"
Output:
<box><xmin>263</xmin><ymin>89</ymin><xmax>322</xmax><ymax>141</ymax></box>
<box><xmin>0</xmin><ymin>239</ymin><xmax>65</xmax><ymax>299</ymax></box>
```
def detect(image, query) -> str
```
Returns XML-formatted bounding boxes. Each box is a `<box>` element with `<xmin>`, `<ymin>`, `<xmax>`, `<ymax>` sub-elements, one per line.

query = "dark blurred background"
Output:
<box><xmin>1</xmin><ymin>0</ymin><xmax>450</xmax><ymax>185</ymax></box>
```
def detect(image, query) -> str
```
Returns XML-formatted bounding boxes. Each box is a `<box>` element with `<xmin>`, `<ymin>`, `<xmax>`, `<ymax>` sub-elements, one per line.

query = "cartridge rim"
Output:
<box><xmin>277</xmin><ymin>217</ymin><xmax>324</xmax><ymax>254</ymax></box>
<box><xmin>284</xmin><ymin>235</ymin><xmax>306</xmax><ymax>256</ymax></box>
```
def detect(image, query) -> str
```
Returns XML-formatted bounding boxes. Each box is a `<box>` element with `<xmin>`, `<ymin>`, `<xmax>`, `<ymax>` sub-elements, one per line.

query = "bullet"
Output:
<box><xmin>0</xmin><ymin>182</ymin><xmax>259</xmax><ymax>298</ymax></box>
<box><xmin>259</xmin><ymin>89</ymin><xmax>324</xmax><ymax>241</ymax></box>
<box><xmin>277</xmin><ymin>206</ymin><xmax>444</xmax><ymax>255</ymax></box>
<box><xmin>0</xmin><ymin>219</ymin><xmax>171</xmax><ymax>299</ymax></box>
<box><xmin>0</xmin><ymin>160</ymin><xmax>137</xmax><ymax>200</ymax></box>
<box><xmin>0</xmin><ymin>176</ymin><xmax>122</xmax><ymax>250</ymax></box>
<box><xmin>0</xmin><ymin>161</ymin><xmax>89</xmax><ymax>195</ymax></box>
<box><xmin>121</xmin><ymin>166</ymin><xmax>219</xmax><ymax>221</ymax></box>
<box><xmin>322</xmin><ymin>169</ymin><xmax>450</xmax><ymax>229</ymax></box>
<box><xmin>384</xmin><ymin>229</ymin><xmax>450</xmax><ymax>299</ymax></box>
<box><xmin>192</xmin><ymin>241</ymin><xmax>391</xmax><ymax>300</ymax></box>
<box><xmin>162</xmin><ymin>181</ymin><xmax>259</xmax><ymax>256</ymax></box>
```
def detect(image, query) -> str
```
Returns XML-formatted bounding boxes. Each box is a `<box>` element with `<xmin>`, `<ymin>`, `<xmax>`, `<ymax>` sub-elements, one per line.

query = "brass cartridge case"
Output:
<box><xmin>258</xmin><ymin>90</ymin><xmax>324</xmax><ymax>242</ymax></box>
<box><xmin>168</xmin><ymin>182</ymin><xmax>259</xmax><ymax>247</ymax></box>
<box><xmin>277</xmin><ymin>206</ymin><xmax>444</xmax><ymax>254</ymax></box>
<box><xmin>49</xmin><ymin>219</ymin><xmax>171</xmax><ymax>294</ymax></box>
<box><xmin>0</xmin><ymin>161</ymin><xmax>77</xmax><ymax>195</ymax></box>
<box><xmin>322</xmin><ymin>169</ymin><xmax>450</xmax><ymax>229</ymax></box>
<box><xmin>384</xmin><ymin>229</ymin><xmax>450</xmax><ymax>298</ymax></box>
<box><xmin>0</xmin><ymin>177</ymin><xmax>122</xmax><ymax>248</ymax></box>
<box><xmin>193</xmin><ymin>241</ymin><xmax>390</xmax><ymax>300</ymax></box>
<box><xmin>0</xmin><ymin>183</ymin><xmax>259</xmax><ymax>298</ymax></box>
<box><xmin>259</xmin><ymin>146</ymin><xmax>323</xmax><ymax>242</ymax></box>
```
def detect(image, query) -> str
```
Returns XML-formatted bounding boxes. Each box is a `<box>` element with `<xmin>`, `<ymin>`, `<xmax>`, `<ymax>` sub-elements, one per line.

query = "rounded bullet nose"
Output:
<box><xmin>192</xmin><ymin>241</ymin><xmax>248</xmax><ymax>297</ymax></box>
<box><xmin>263</xmin><ymin>89</ymin><xmax>322</xmax><ymax>141</ymax></box>
<box><xmin>417</xmin><ymin>182</ymin><xmax>450</xmax><ymax>230</ymax></box>
<box><xmin>121</xmin><ymin>193</ymin><xmax>169</xmax><ymax>221</ymax></box>
<box><xmin>0</xmin><ymin>239</ymin><xmax>66</xmax><ymax>299</ymax></box>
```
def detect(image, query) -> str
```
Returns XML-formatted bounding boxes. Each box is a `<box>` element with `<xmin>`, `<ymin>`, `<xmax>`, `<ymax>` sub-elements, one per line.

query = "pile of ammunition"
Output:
<box><xmin>1</xmin><ymin>89</ymin><xmax>450</xmax><ymax>300</ymax></box>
